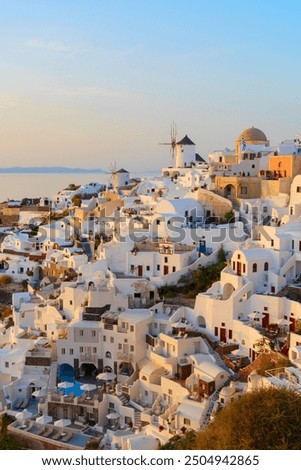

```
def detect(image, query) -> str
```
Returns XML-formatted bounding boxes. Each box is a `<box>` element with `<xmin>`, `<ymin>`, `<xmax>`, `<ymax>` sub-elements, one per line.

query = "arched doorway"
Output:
<box><xmin>79</xmin><ymin>363</ymin><xmax>98</xmax><ymax>378</ymax></box>
<box><xmin>59</xmin><ymin>363</ymin><xmax>75</xmax><ymax>381</ymax></box>
<box><xmin>223</xmin><ymin>283</ymin><xmax>235</xmax><ymax>300</ymax></box>
<box><xmin>224</xmin><ymin>184</ymin><xmax>236</xmax><ymax>198</ymax></box>
<box><xmin>33</xmin><ymin>266</ymin><xmax>44</xmax><ymax>282</ymax></box>
<box><xmin>196</xmin><ymin>315</ymin><xmax>206</xmax><ymax>328</ymax></box>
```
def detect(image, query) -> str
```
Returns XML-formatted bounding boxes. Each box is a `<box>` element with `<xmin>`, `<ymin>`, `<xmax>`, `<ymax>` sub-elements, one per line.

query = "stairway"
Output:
<box><xmin>49</xmin><ymin>360</ymin><xmax>58</xmax><ymax>390</ymax></box>
<box><xmin>119</xmin><ymin>394</ymin><xmax>129</xmax><ymax>406</ymax></box>
<box><xmin>134</xmin><ymin>411</ymin><xmax>142</xmax><ymax>429</ymax></box>
<box><xmin>202</xmin><ymin>338</ymin><xmax>230</xmax><ymax>373</ymax></box>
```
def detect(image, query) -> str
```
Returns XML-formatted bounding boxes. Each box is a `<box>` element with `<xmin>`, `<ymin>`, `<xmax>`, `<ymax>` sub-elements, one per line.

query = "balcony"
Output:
<box><xmin>117</xmin><ymin>352</ymin><xmax>133</xmax><ymax>362</ymax></box>
<box><xmin>80</xmin><ymin>354</ymin><xmax>97</xmax><ymax>364</ymax></box>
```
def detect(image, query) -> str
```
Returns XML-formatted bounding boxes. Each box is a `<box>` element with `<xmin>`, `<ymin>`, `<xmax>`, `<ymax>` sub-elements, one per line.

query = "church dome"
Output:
<box><xmin>238</xmin><ymin>127</ymin><xmax>268</xmax><ymax>143</ymax></box>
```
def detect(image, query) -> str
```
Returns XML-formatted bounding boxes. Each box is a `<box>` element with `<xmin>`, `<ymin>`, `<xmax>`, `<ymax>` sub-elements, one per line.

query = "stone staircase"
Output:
<box><xmin>49</xmin><ymin>360</ymin><xmax>58</xmax><ymax>391</ymax></box>
<box><xmin>118</xmin><ymin>394</ymin><xmax>129</xmax><ymax>406</ymax></box>
<box><xmin>134</xmin><ymin>411</ymin><xmax>142</xmax><ymax>429</ymax></box>
<box><xmin>203</xmin><ymin>338</ymin><xmax>231</xmax><ymax>373</ymax></box>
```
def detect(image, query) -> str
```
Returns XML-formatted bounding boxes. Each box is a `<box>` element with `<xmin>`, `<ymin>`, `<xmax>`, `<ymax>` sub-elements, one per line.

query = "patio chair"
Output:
<box><xmin>36</xmin><ymin>425</ymin><xmax>46</xmax><ymax>436</ymax></box>
<box><xmin>43</xmin><ymin>426</ymin><xmax>54</xmax><ymax>438</ymax></box>
<box><xmin>61</xmin><ymin>431</ymin><xmax>73</xmax><ymax>442</ymax></box>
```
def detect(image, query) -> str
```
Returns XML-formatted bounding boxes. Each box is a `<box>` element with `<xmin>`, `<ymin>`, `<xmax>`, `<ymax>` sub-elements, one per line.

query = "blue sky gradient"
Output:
<box><xmin>0</xmin><ymin>1</ymin><xmax>300</xmax><ymax>170</ymax></box>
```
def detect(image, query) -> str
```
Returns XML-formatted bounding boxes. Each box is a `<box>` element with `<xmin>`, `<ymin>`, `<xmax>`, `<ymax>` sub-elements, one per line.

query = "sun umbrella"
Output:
<box><xmin>36</xmin><ymin>415</ymin><xmax>53</xmax><ymax>425</ymax></box>
<box><xmin>96</xmin><ymin>372</ymin><xmax>116</xmax><ymax>381</ymax></box>
<box><xmin>16</xmin><ymin>409</ymin><xmax>33</xmax><ymax>421</ymax></box>
<box><xmin>80</xmin><ymin>383</ymin><xmax>97</xmax><ymax>392</ymax></box>
<box><xmin>277</xmin><ymin>318</ymin><xmax>292</xmax><ymax>326</ymax></box>
<box><xmin>248</xmin><ymin>312</ymin><xmax>265</xmax><ymax>320</ymax></box>
<box><xmin>106</xmin><ymin>412</ymin><xmax>120</xmax><ymax>420</ymax></box>
<box><xmin>58</xmin><ymin>381</ymin><xmax>74</xmax><ymax>393</ymax></box>
<box><xmin>54</xmin><ymin>418</ymin><xmax>71</xmax><ymax>427</ymax></box>
<box><xmin>32</xmin><ymin>388</ymin><xmax>47</xmax><ymax>398</ymax></box>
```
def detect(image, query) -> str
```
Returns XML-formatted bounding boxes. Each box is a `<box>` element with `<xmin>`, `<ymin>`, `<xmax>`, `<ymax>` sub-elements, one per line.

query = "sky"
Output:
<box><xmin>0</xmin><ymin>0</ymin><xmax>301</xmax><ymax>171</ymax></box>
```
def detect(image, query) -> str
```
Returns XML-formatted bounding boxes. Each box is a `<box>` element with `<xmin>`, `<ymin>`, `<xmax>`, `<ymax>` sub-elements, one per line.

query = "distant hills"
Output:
<box><xmin>0</xmin><ymin>166</ymin><xmax>108</xmax><ymax>174</ymax></box>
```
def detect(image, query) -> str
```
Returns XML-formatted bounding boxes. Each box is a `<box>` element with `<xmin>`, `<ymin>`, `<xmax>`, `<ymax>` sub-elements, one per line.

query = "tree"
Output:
<box><xmin>161</xmin><ymin>388</ymin><xmax>301</xmax><ymax>450</ymax></box>
<box><xmin>196</xmin><ymin>388</ymin><xmax>301</xmax><ymax>450</ymax></box>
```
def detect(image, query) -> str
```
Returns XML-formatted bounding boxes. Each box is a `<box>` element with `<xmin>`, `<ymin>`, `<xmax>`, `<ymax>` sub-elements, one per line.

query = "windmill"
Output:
<box><xmin>108</xmin><ymin>162</ymin><xmax>117</xmax><ymax>189</ymax></box>
<box><xmin>159</xmin><ymin>122</ymin><xmax>177</xmax><ymax>164</ymax></box>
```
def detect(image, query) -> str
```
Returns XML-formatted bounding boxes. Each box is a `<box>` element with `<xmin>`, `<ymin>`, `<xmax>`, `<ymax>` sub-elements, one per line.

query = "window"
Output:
<box><xmin>297</xmin><ymin>186</ymin><xmax>301</xmax><ymax>193</ymax></box>
<box><xmin>69</xmin><ymin>348</ymin><xmax>73</xmax><ymax>355</ymax></box>
<box><xmin>238</xmin><ymin>254</ymin><xmax>241</xmax><ymax>259</ymax></box>
<box><xmin>271</xmin><ymin>239</ymin><xmax>274</xmax><ymax>247</ymax></box>
<box><xmin>221</xmin><ymin>322</ymin><xmax>225</xmax><ymax>327</ymax></box>
<box><xmin>184</xmin><ymin>418</ymin><xmax>191</xmax><ymax>425</ymax></box>
<box><xmin>172</xmin><ymin>266</ymin><xmax>176</xmax><ymax>272</ymax></box>
<box><xmin>157</xmin><ymin>265</ymin><xmax>160</xmax><ymax>271</ymax></box>
<box><xmin>130</xmin><ymin>325</ymin><xmax>134</xmax><ymax>332</ymax></box>
<box><xmin>264</xmin><ymin>262</ymin><xmax>269</xmax><ymax>271</ymax></box>
<box><xmin>130</xmin><ymin>345</ymin><xmax>134</xmax><ymax>352</ymax></box>
<box><xmin>118</xmin><ymin>343</ymin><xmax>122</xmax><ymax>350</ymax></box>
<box><xmin>252</xmin><ymin>263</ymin><xmax>257</xmax><ymax>273</ymax></box>
<box><xmin>263</xmin><ymin>207</ymin><xmax>267</xmax><ymax>213</ymax></box>
<box><xmin>232</xmin><ymin>261</ymin><xmax>236</xmax><ymax>270</ymax></box>
<box><xmin>61</xmin><ymin>348</ymin><xmax>65</xmax><ymax>355</ymax></box>
<box><xmin>229</xmin><ymin>329</ymin><xmax>232</xmax><ymax>340</ymax></box>
<box><xmin>292</xmin><ymin>240</ymin><xmax>295</xmax><ymax>249</ymax></box>
<box><xmin>79</xmin><ymin>330</ymin><xmax>83</xmax><ymax>336</ymax></box>
<box><xmin>243</xmin><ymin>264</ymin><xmax>246</xmax><ymax>273</ymax></box>
<box><xmin>264</xmin><ymin>307</ymin><xmax>268</xmax><ymax>311</ymax></box>
<box><xmin>168</xmin><ymin>389</ymin><xmax>172</xmax><ymax>395</ymax></box>
<box><xmin>164</xmin><ymin>256</ymin><xmax>168</xmax><ymax>263</ymax></box>
<box><xmin>214</xmin><ymin>327</ymin><xmax>218</xmax><ymax>336</ymax></box>
<box><xmin>146</xmin><ymin>266</ymin><xmax>150</xmax><ymax>271</ymax></box>
<box><xmin>241</xmin><ymin>187</ymin><xmax>247</xmax><ymax>194</ymax></box>
<box><xmin>110</xmin><ymin>337</ymin><xmax>114</xmax><ymax>343</ymax></box>
<box><xmin>145</xmin><ymin>390</ymin><xmax>149</xmax><ymax>396</ymax></box>
<box><xmin>92</xmin><ymin>330</ymin><xmax>96</xmax><ymax>337</ymax></box>
<box><xmin>156</xmin><ymin>219</ymin><xmax>160</xmax><ymax>225</ymax></box>
<box><xmin>80</xmin><ymin>347</ymin><xmax>83</xmax><ymax>353</ymax></box>
<box><xmin>93</xmin><ymin>347</ymin><xmax>97</xmax><ymax>353</ymax></box>
<box><xmin>105</xmin><ymin>351</ymin><xmax>111</xmax><ymax>358</ymax></box>
<box><xmin>70</xmin><ymin>300</ymin><xmax>73</xmax><ymax>305</ymax></box>
<box><xmin>103</xmin><ymin>336</ymin><xmax>106</xmax><ymax>342</ymax></box>
<box><xmin>5</xmin><ymin>362</ymin><xmax>9</xmax><ymax>368</ymax></box>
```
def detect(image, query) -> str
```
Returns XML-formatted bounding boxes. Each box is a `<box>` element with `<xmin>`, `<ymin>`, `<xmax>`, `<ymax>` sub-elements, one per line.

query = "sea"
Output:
<box><xmin>0</xmin><ymin>171</ymin><xmax>159</xmax><ymax>202</ymax></box>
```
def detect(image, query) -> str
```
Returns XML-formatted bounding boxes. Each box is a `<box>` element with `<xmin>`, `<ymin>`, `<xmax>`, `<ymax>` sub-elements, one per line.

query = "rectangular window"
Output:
<box><xmin>172</xmin><ymin>266</ymin><xmax>176</xmax><ymax>272</ymax></box>
<box><xmin>297</xmin><ymin>186</ymin><xmax>301</xmax><ymax>193</ymax></box>
<box><xmin>168</xmin><ymin>389</ymin><xmax>172</xmax><ymax>395</ymax></box>
<box><xmin>69</xmin><ymin>348</ymin><xmax>73</xmax><ymax>355</ymax></box>
<box><xmin>184</xmin><ymin>418</ymin><xmax>191</xmax><ymax>425</ymax></box>
<box><xmin>146</xmin><ymin>265</ymin><xmax>150</xmax><ymax>271</ymax></box>
<box><xmin>157</xmin><ymin>265</ymin><xmax>160</xmax><ymax>271</ymax></box>
<box><xmin>214</xmin><ymin>327</ymin><xmax>218</xmax><ymax>336</ymax></box>
<box><xmin>243</xmin><ymin>264</ymin><xmax>246</xmax><ymax>273</ymax></box>
<box><xmin>92</xmin><ymin>330</ymin><xmax>96</xmax><ymax>337</ymax></box>
<box><xmin>5</xmin><ymin>362</ymin><xmax>9</xmax><ymax>368</ymax></box>
<box><xmin>110</xmin><ymin>337</ymin><xmax>114</xmax><ymax>343</ymax></box>
<box><xmin>241</xmin><ymin>187</ymin><xmax>248</xmax><ymax>194</ymax></box>
<box><xmin>130</xmin><ymin>345</ymin><xmax>134</xmax><ymax>352</ymax></box>
<box><xmin>61</xmin><ymin>348</ymin><xmax>65</xmax><ymax>355</ymax></box>
<box><xmin>130</xmin><ymin>325</ymin><xmax>134</xmax><ymax>332</ymax></box>
<box><xmin>118</xmin><ymin>343</ymin><xmax>122</xmax><ymax>350</ymax></box>
<box><xmin>271</xmin><ymin>239</ymin><xmax>274</xmax><ymax>247</ymax></box>
<box><xmin>93</xmin><ymin>347</ymin><xmax>97</xmax><ymax>353</ymax></box>
<box><xmin>80</xmin><ymin>347</ymin><xmax>83</xmax><ymax>353</ymax></box>
<box><xmin>164</xmin><ymin>256</ymin><xmax>168</xmax><ymax>263</ymax></box>
<box><xmin>79</xmin><ymin>330</ymin><xmax>83</xmax><ymax>336</ymax></box>
<box><xmin>69</xmin><ymin>300</ymin><xmax>73</xmax><ymax>305</ymax></box>
<box><xmin>229</xmin><ymin>329</ymin><xmax>232</xmax><ymax>340</ymax></box>
<box><xmin>263</xmin><ymin>206</ymin><xmax>268</xmax><ymax>213</ymax></box>
<box><xmin>292</xmin><ymin>240</ymin><xmax>295</xmax><ymax>249</ymax></box>
<box><xmin>103</xmin><ymin>335</ymin><xmax>106</xmax><ymax>342</ymax></box>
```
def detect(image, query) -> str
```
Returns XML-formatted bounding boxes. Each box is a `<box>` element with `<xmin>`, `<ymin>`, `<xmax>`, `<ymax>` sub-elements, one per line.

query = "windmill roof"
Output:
<box><xmin>116</xmin><ymin>168</ymin><xmax>129</xmax><ymax>174</ymax></box>
<box><xmin>195</xmin><ymin>153</ymin><xmax>206</xmax><ymax>162</ymax></box>
<box><xmin>177</xmin><ymin>135</ymin><xmax>195</xmax><ymax>145</ymax></box>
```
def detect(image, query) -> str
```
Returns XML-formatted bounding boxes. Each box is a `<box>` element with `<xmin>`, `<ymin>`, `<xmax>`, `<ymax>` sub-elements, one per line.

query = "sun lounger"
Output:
<box><xmin>43</xmin><ymin>426</ymin><xmax>54</xmax><ymax>438</ymax></box>
<box><xmin>36</xmin><ymin>425</ymin><xmax>46</xmax><ymax>436</ymax></box>
<box><xmin>61</xmin><ymin>431</ymin><xmax>73</xmax><ymax>442</ymax></box>
<box><xmin>52</xmin><ymin>429</ymin><xmax>63</xmax><ymax>440</ymax></box>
